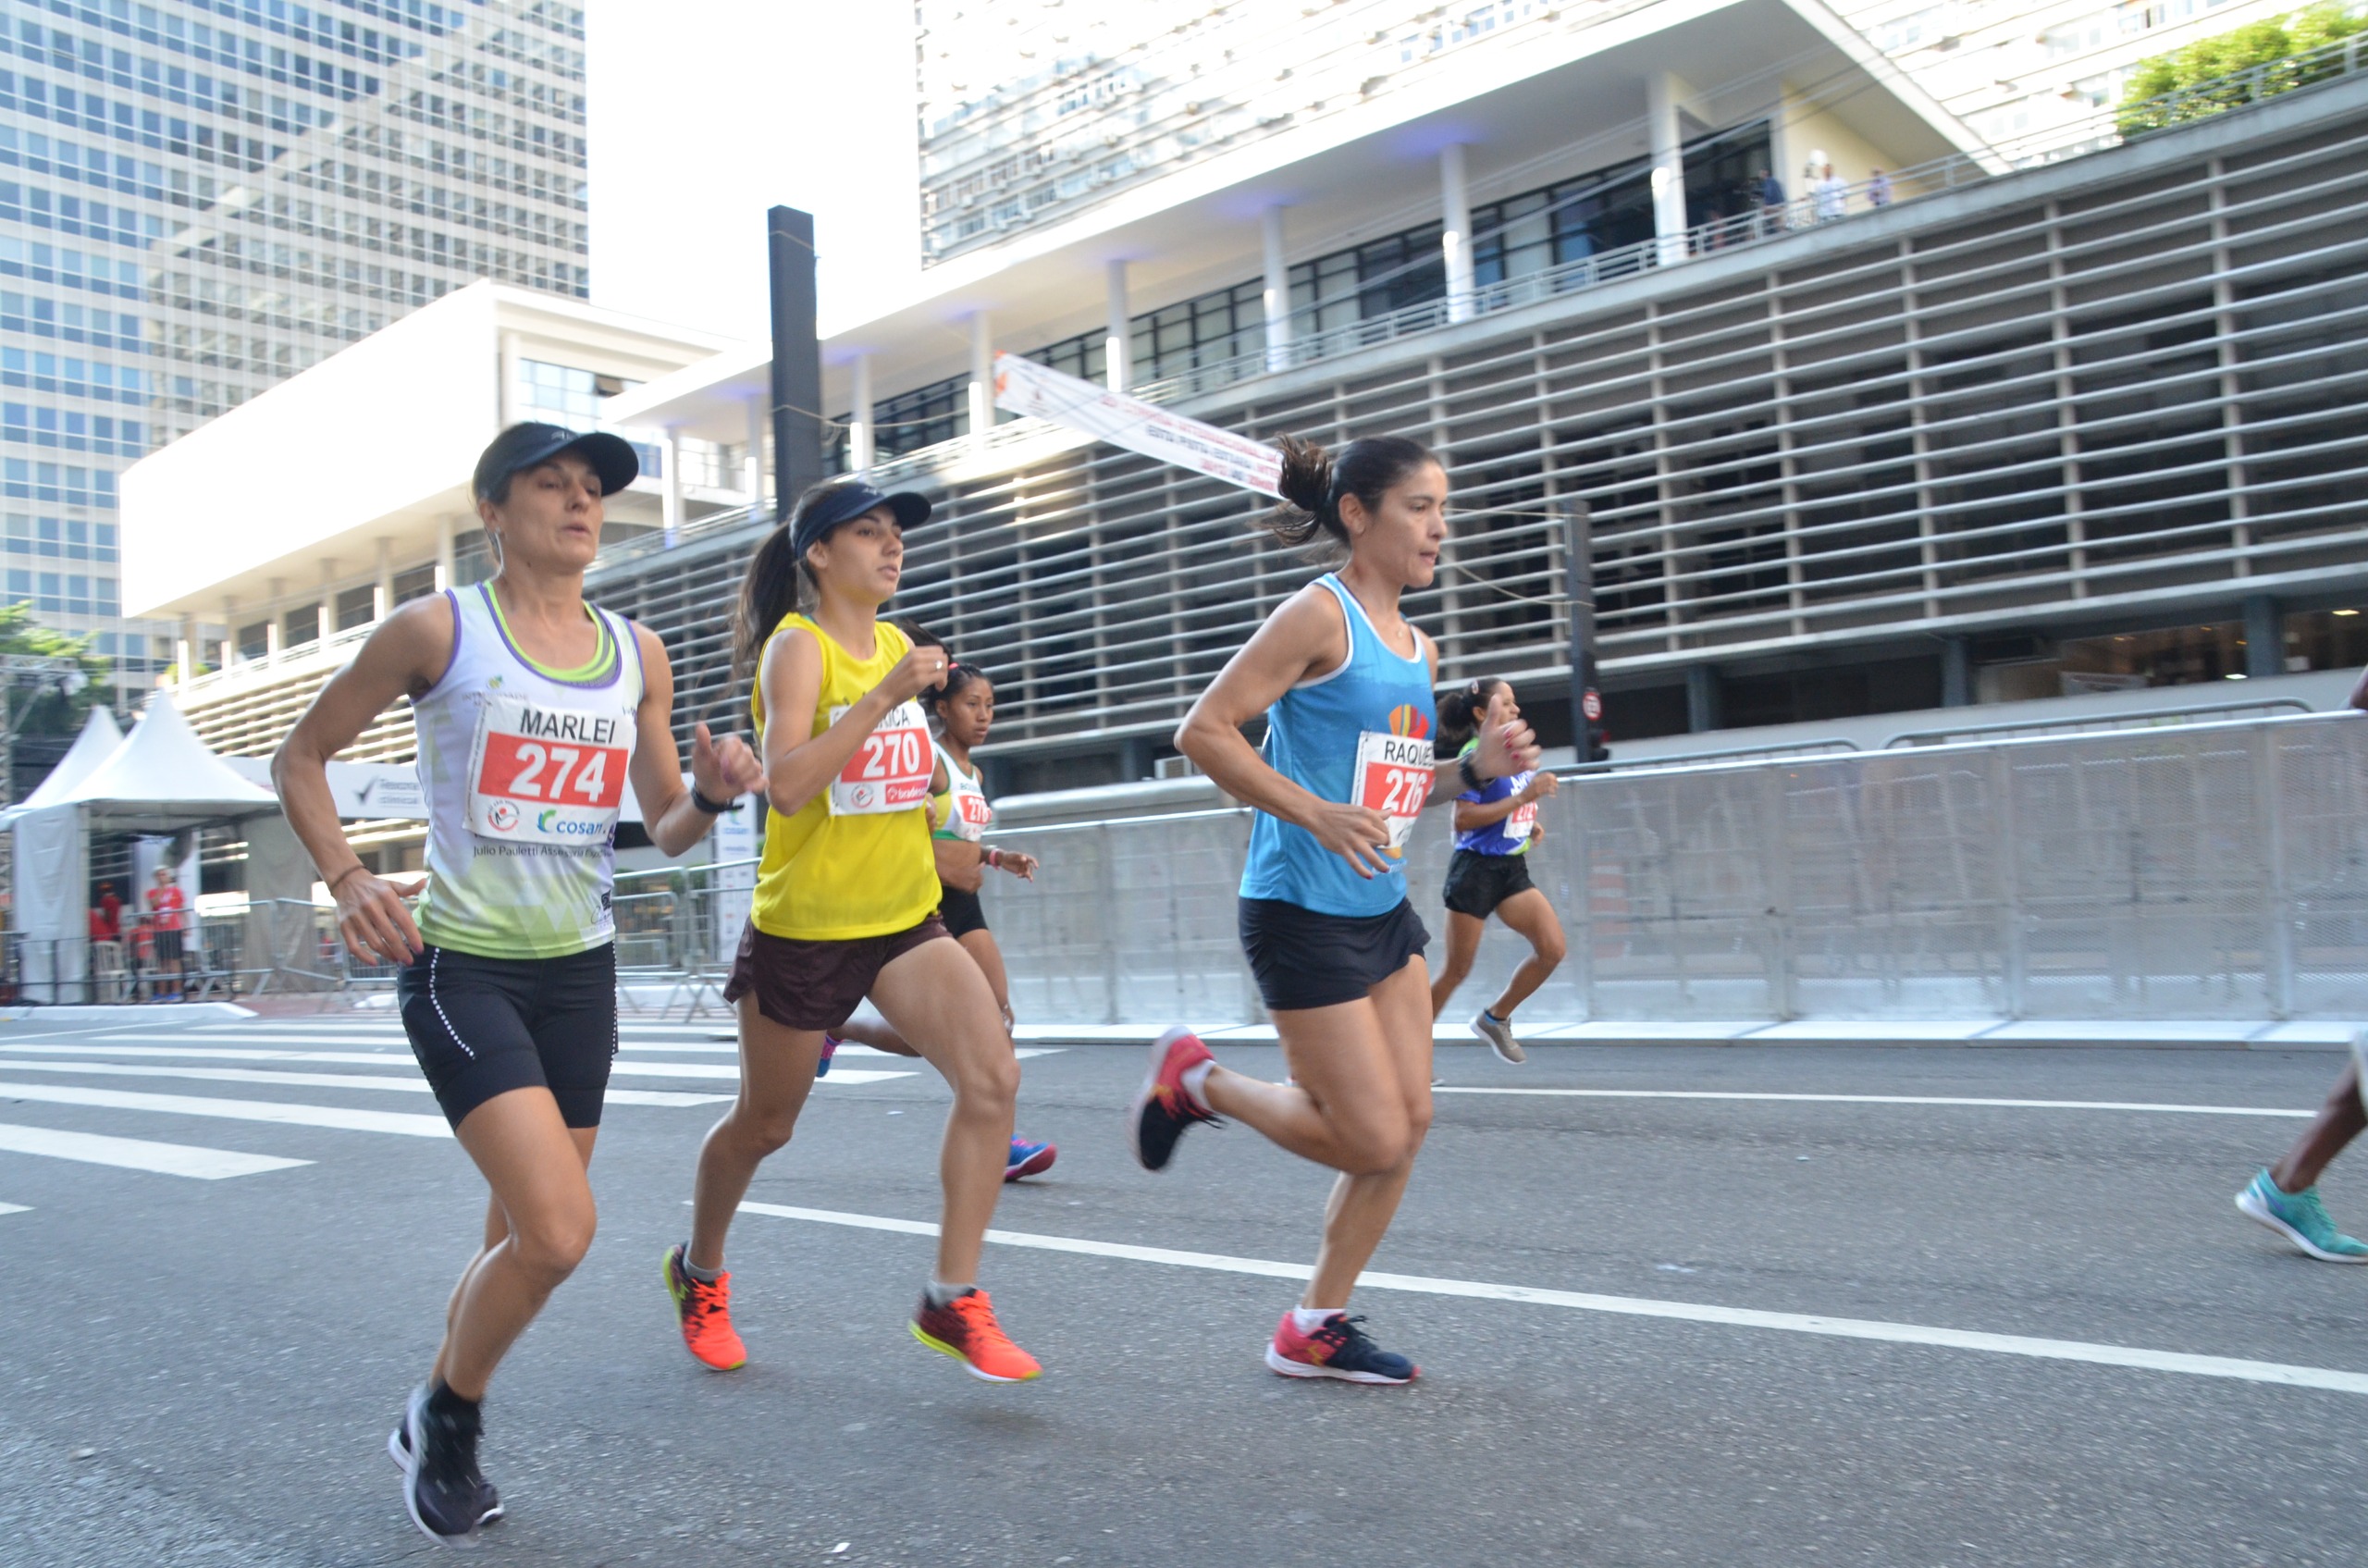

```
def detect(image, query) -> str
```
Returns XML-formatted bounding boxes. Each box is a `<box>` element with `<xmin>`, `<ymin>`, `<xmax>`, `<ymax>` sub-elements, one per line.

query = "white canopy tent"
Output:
<box><xmin>10</xmin><ymin>691</ymin><xmax>278</xmax><ymax>999</ymax></box>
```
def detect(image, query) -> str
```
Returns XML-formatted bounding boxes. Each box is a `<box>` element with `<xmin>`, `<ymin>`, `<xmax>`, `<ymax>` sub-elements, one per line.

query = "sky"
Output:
<box><xmin>583</xmin><ymin>1</ymin><xmax>923</xmax><ymax>342</ymax></box>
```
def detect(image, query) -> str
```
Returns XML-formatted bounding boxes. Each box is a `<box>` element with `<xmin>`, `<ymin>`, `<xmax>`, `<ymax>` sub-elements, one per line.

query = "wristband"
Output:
<box><xmin>327</xmin><ymin>864</ymin><xmax>370</xmax><ymax>895</ymax></box>
<box><xmin>1457</xmin><ymin>753</ymin><xmax>1485</xmax><ymax>793</ymax></box>
<box><xmin>986</xmin><ymin>847</ymin><xmax>1003</xmax><ymax>870</ymax></box>
<box><xmin>689</xmin><ymin>786</ymin><xmax>733</xmax><ymax>815</ymax></box>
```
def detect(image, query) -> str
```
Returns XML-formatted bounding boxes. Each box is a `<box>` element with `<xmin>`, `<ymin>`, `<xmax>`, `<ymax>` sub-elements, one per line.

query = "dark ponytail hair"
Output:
<box><xmin>893</xmin><ymin>619</ymin><xmax>993</xmax><ymax>720</ymax></box>
<box><xmin>1437</xmin><ymin>676</ymin><xmax>1506</xmax><ymax>753</ymax></box>
<box><xmin>732</xmin><ymin>477</ymin><xmax>869</xmax><ymax>678</ymax></box>
<box><xmin>1264</xmin><ymin>433</ymin><xmax>1438</xmax><ymax>549</ymax></box>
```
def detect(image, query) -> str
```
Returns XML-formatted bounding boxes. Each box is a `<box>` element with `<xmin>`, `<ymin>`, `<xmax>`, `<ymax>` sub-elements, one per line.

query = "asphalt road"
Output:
<box><xmin>3</xmin><ymin>1008</ymin><xmax>2365</xmax><ymax>1566</ymax></box>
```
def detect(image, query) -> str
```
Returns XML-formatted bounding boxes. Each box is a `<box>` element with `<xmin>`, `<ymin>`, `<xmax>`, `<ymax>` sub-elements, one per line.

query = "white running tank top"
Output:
<box><xmin>412</xmin><ymin>584</ymin><xmax>645</xmax><ymax>959</ymax></box>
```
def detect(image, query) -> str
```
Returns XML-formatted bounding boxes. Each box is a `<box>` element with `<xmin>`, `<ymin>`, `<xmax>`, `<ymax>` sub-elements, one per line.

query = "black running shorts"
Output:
<box><xmin>1442</xmin><ymin>848</ymin><xmax>1536</xmax><ymax>920</ymax></box>
<box><xmin>938</xmin><ymin>883</ymin><xmax>989</xmax><ymax>939</ymax></box>
<box><xmin>1238</xmin><ymin>895</ymin><xmax>1429</xmax><ymax>1013</ymax></box>
<box><xmin>397</xmin><ymin>943</ymin><xmax>618</xmax><ymax>1130</ymax></box>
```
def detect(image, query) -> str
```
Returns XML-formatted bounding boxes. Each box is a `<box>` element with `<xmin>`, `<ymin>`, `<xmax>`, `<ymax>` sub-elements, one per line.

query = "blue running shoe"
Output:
<box><xmin>816</xmin><ymin>1033</ymin><xmax>840</xmax><ymax>1079</ymax></box>
<box><xmin>1264</xmin><ymin>1311</ymin><xmax>1419</xmax><ymax>1385</ymax></box>
<box><xmin>1005</xmin><ymin>1135</ymin><xmax>1056</xmax><ymax>1181</ymax></box>
<box><xmin>2237</xmin><ymin>1168</ymin><xmax>2368</xmax><ymax>1263</ymax></box>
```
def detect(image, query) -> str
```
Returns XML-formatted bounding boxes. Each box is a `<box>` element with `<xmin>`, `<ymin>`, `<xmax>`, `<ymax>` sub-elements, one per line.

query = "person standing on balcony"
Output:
<box><xmin>272</xmin><ymin>422</ymin><xmax>765</xmax><ymax>1547</ymax></box>
<box><xmin>1816</xmin><ymin>163</ymin><xmax>1848</xmax><ymax>222</ymax></box>
<box><xmin>1427</xmin><ymin>677</ymin><xmax>1566</xmax><ymax>1065</ymax></box>
<box><xmin>1127</xmin><ymin>434</ymin><xmax>1539</xmax><ymax>1384</ymax></box>
<box><xmin>661</xmin><ymin>477</ymin><xmax>1042</xmax><ymax>1387</ymax></box>
<box><xmin>1756</xmin><ymin>167</ymin><xmax>1788</xmax><ymax>236</ymax></box>
<box><xmin>1868</xmin><ymin>167</ymin><xmax>1893</xmax><ymax>209</ymax></box>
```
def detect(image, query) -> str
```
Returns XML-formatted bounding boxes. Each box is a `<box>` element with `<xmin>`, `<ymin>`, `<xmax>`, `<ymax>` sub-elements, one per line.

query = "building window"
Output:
<box><xmin>283</xmin><ymin>601</ymin><xmax>322</xmax><ymax>648</ymax></box>
<box><xmin>336</xmin><ymin>584</ymin><xmax>376</xmax><ymax>631</ymax></box>
<box><xmin>237</xmin><ymin>621</ymin><xmax>269</xmax><ymax>660</ymax></box>
<box><xmin>514</xmin><ymin>359</ymin><xmax>632</xmax><ymax>428</ymax></box>
<box><xmin>391</xmin><ymin>562</ymin><xmax>437</xmax><ymax>605</ymax></box>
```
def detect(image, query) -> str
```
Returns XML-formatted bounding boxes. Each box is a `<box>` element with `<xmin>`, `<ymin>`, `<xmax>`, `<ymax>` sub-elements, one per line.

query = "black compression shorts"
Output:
<box><xmin>397</xmin><ymin>942</ymin><xmax>617</xmax><ymax>1130</ymax></box>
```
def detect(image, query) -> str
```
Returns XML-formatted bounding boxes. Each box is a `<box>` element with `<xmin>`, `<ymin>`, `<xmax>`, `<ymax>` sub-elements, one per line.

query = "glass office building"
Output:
<box><xmin>0</xmin><ymin>0</ymin><xmax>589</xmax><ymax>691</ymax></box>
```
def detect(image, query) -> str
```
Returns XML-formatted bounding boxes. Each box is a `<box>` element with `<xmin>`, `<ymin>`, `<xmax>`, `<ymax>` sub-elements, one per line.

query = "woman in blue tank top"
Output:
<box><xmin>1125</xmin><ymin>431</ymin><xmax>1539</xmax><ymax>1385</ymax></box>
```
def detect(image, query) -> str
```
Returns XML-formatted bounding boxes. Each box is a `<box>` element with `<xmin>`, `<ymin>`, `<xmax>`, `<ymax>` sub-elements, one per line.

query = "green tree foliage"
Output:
<box><xmin>2120</xmin><ymin>3</ymin><xmax>2368</xmax><ymax>134</ymax></box>
<box><xmin>0</xmin><ymin>603</ymin><xmax>114</xmax><ymax>737</ymax></box>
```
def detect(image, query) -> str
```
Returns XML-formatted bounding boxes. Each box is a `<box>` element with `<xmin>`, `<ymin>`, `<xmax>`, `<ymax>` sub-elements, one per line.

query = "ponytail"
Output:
<box><xmin>732</xmin><ymin>524</ymin><xmax>805</xmax><ymax>680</ymax></box>
<box><xmin>1263</xmin><ymin>432</ymin><xmax>1437</xmax><ymax>549</ymax></box>
<box><xmin>1437</xmin><ymin>677</ymin><xmax>1503</xmax><ymax>754</ymax></box>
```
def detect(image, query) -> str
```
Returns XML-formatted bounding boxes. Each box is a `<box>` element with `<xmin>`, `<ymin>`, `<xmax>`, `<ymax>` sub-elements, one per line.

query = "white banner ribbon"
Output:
<box><xmin>993</xmin><ymin>352</ymin><xmax>1283</xmax><ymax>497</ymax></box>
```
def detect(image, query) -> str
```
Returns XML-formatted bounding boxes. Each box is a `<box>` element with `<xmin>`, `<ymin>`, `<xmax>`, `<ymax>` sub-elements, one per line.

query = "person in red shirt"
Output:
<box><xmin>94</xmin><ymin>881</ymin><xmax>122</xmax><ymax>940</ymax></box>
<box><xmin>144</xmin><ymin>864</ymin><xmax>188</xmax><ymax>1000</ymax></box>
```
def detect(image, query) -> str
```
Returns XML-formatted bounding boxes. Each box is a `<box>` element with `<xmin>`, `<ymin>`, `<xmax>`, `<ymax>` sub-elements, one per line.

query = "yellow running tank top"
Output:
<box><xmin>748</xmin><ymin>613</ymin><xmax>940</xmax><ymax>942</ymax></box>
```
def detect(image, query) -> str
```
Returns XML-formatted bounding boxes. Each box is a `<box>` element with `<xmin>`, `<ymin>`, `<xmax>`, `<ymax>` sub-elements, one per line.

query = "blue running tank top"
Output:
<box><xmin>1239</xmin><ymin>574</ymin><xmax>1437</xmax><ymax>918</ymax></box>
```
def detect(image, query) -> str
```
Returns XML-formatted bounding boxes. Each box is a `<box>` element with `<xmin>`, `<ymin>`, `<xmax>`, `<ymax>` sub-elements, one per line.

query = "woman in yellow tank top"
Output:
<box><xmin>662</xmin><ymin>478</ymin><xmax>1042</xmax><ymax>1385</ymax></box>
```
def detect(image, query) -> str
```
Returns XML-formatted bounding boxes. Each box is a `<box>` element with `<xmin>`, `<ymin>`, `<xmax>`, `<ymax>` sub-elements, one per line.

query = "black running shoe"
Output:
<box><xmin>401</xmin><ymin>1384</ymin><xmax>486</xmax><ymax>1547</ymax></box>
<box><xmin>388</xmin><ymin>1421</ymin><xmax>501</xmax><ymax>1525</ymax></box>
<box><xmin>1126</xmin><ymin>1026</ymin><xmax>1220</xmax><ymax>1172</ymax></box>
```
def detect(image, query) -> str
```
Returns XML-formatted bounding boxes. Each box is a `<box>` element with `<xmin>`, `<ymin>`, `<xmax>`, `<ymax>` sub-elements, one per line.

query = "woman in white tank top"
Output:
<box><xmin>273</xmin><ymin>422</ymin><xmax>763</xmax><ymax>1546</ymax></box>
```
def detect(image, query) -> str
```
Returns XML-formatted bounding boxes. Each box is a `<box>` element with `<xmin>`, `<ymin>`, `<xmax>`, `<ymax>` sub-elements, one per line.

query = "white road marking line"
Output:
<box><xmin>8</xmin><ymin>1044</ymin><xmax>408</xmax><ymax>1064</ymax></box>
<box><xmin>1430</xmin><ymin>1087</ymin><xmax>2312</xmax><ymax>1118</ymax></box>
<box><xmin>0</xmin><ymin>1122</ymin><xmax>309</xmax><ymax>1179</ymax></box>
<box><xmin>738</xmin><ymin>1202</ymin><xmax>2368</xmax><ymax>1398</ymax></box>
<box><xmin>0</xmin><ymin>1059</ymin><xmax>731</xmax><ymax>1106</ymax></box>
<box><xmin>0</xmin><ymin>1202</ymin><xmax>29</xmax><ymax>1215</ymax></box>
<box><xmin>0</xmin><ymin>1042</ymin><xmax>911</xmax><ymax>1087</ymax></box>
<box><xmin>0</xmin><ymin>1081</ymin><xmax>450</xmax><ymax>1138</ymax></box>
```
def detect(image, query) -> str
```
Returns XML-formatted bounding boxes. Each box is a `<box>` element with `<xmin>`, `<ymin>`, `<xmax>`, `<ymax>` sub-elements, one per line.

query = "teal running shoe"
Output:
<box><xmin>2236</xmin><ymin>1168</ymin><xmax>2368</xmax><ymax>1263</ymax></box>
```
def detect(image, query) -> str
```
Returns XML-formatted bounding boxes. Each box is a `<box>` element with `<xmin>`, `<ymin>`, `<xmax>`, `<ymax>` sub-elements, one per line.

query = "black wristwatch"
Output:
<box><xmin>689</xmin><ymin>786</ymin><xmax>734</xmax><ymax>815</ymax></box>
<box><xmin>1457</xmin><ymin>752</ymin><xmax>1485</xmax><ymax>792</ymax></box>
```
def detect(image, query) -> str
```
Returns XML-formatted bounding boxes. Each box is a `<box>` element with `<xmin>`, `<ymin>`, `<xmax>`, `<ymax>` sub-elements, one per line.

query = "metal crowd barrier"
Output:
<box><xmin>9</xmin><ymin>710</ymin><xmax>2360</xmax><ymax>1024</ymax></box>
<box><xmin>981</xmin><ymin>710</ymin><xmax>2368</xmax><ymax>1027</ymax></box>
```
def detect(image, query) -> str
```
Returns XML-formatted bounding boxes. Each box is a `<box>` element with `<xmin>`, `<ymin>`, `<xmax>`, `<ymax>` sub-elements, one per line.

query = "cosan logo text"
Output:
<box><xmin>536</xmin><ymin>809</ymin><xmax>610</xmax><ymax>838</ymax></box>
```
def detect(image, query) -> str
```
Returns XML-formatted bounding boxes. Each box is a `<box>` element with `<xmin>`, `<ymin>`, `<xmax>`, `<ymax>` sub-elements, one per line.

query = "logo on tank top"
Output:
<box><xmin>1387</xmin><ymin>703</ymin><xmax>1431</xmax><ymax>740</ymax></box>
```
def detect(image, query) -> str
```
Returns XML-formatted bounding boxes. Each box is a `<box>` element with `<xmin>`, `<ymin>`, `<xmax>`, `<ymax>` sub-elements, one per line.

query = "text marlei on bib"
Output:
<box><xmin>466</xmin><ymin>695</ymin><xmax>630</xmax><ymax>844</ymax></box>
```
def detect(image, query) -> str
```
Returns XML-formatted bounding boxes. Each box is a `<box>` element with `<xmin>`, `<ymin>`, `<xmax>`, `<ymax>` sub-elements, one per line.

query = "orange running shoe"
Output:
<box><xmin>910</xmin><ymin>1289</ymin><xmax>1042</xmax><ymax>1382</ymax></box>
<box><xmin>662</xmin><ymin>1243</ymin><xmax>747</xmax><ymax>1372</ymax></box>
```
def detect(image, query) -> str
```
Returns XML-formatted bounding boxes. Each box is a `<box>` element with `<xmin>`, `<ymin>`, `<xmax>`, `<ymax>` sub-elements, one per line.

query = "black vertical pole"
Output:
<box><xmin>1566</xmin><ymin>500</ymin><xmax>1604</xmax><ymax>764</ymax></box>
<box><xmin>767</xmin><ymin>205</ymin><xmax>823</xmax><ymax>522</ymax></box>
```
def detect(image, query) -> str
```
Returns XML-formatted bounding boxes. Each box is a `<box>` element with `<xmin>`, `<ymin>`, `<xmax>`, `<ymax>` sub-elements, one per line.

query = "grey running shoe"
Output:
<box><xmin>1470</xmin><ymin>1011</ymin><xmax>1526</xmax><ymax>1065</ymax></box>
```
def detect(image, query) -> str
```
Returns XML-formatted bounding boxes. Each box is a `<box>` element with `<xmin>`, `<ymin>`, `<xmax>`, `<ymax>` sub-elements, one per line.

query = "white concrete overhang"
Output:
<box><xmin>122</xmin><ymin>282</ymin><xmax>737</xmax><ymax>622</ymax></box>
<box><xmin>812</xmin><ymin>0</ymin><xmax>1987</xmax><ymax>404</ymax></box>
<box><xmin>598</xmin><ymin>340</ymin><xmax>773</xmax><ymax>446</ymax></box>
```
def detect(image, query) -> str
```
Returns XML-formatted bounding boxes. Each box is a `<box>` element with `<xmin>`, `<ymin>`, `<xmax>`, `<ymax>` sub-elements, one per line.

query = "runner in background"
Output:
<box><xmin>1127</xmin><ymin>433</ymin><xmax>1538</xmax><ymax>1384</ymax></box>
<box><xmin>143</xmin><ymin>862</ymin><xmax>187</xmax><ymax>1000</ymax></box>
<box><xmin>1427</xmin><ymin>677</ymin><xmax>1566</xmax><ymax>1065</ymax></box>
<box><xmin>663</xmin><ymin>478</ymin><xmax>1040</xmax><ymax>1384</ymax></box>
<box><xmin>275</xmin><ymin>421</ymin><xmax>765</xmax><ymax>1547</ymax></box>
<box><xmin>823</xmin><ymin>622</ymin><xmax>1054</xmax><ymax>1181</ymax></box>
<box><xmin>2235</xmin><ymin>665</ymin><xmax>2368</xmax><ymax>1263</ymax></box>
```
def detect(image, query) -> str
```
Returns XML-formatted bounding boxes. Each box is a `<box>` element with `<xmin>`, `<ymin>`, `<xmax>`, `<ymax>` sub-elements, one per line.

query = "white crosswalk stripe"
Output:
<box><xmin>0</xmin><ymin>1121</ymin><xmax>309</xmax><ymax>1179</ymax></box>
<box><xmin>0</xmin><ymin>1015</ymin><xmax>1055</xmax><ymax>1184</ymax></box>
<box><xmin>0</xmin><ymin>1058</ymin><xmax>734</xmax><ymax>1106</ymax></box>
<box><xmin>0</xmin><ymin>1080</ymin><xmax>451</xmax><ymax>1137</ymax></box>
<box><xmin>0</xmin><ymin>1201</ymin><xmax>30</xmax><ymax>1214</ymax></box>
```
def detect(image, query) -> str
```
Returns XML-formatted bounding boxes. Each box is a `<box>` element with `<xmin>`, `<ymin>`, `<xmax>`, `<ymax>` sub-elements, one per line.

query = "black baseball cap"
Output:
<box><xmin>472</xmin><ymin>421</ymin><xmax>640</xmax><ymax>503</ymax></box>
<box><xmin>790</xmin><ymin>479</ymin><xmax>931</xmax><ymax>557</ymax></box>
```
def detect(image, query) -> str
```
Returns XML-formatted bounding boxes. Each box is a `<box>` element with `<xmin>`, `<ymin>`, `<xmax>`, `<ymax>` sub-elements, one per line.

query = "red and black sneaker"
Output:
<box><xmin>1265</xmin><ymin>1311</ymin><xmax>1420</xmax><ymax>1385</ymax></box>
<box><xmin>1126</xmin><ymin>1026</ymin><xmax>1219</xmax><ymax>1172</ymax></box>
